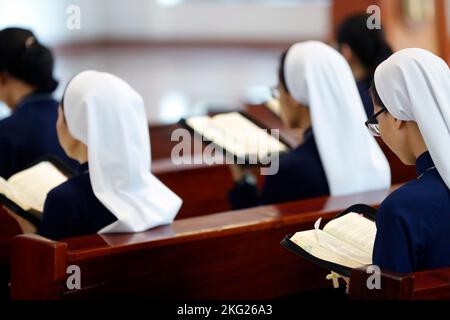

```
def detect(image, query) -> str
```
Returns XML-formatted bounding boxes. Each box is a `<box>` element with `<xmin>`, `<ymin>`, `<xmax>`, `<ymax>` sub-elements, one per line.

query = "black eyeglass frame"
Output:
<box><xmin>365</xmin><ymin>107</ymin><xmax>387</xmax><ymax>136</ymax></box>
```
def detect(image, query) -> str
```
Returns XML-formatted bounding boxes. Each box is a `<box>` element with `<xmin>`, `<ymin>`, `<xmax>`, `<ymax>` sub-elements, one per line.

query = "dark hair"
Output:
<box><xmin>337</xmin><ymin>14</ymin><xmax>393</xmax><ymax>77</ymax></box>
<box><xmin>0</xmin><ymin>27</ymin><xmax>58</xmax><ymax>93</ymax></box>
<box><xmin>278</xmin><ymin>49</ymin><xmax>289</xmax><ymax>93</ymax></box>
<box><xmin>369</xmin><ymin>81</ymin><xmax>386</xmax><ymax>109</ymax></box>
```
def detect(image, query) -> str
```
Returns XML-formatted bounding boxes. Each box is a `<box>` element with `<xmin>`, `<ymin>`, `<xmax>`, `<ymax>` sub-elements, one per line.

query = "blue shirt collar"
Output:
<box><xmin>303</xmin><ymin>127</ymin><xmax>313</xmax><ymax>142</ymax></box>
<box><xmin>78</xmin><ymin>162</ymin><xmax>89</xmax><ymax>175</ymax></box>
<box><xmin>416</xmin><ymin>151</ymin><xmax>434</xmax><ymax>177</ymax></box>
<box><xmin>15</xmin><ymin>94</ymin><xmax>54</xmax><ymax>110</ymax></box>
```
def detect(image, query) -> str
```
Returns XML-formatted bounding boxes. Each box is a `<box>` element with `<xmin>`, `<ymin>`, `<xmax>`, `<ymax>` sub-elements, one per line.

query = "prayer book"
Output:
<box><xmin>0</xmin><ymin>156</ymin><xmax>74</xmax><ymax>225</ymax></box>
<box><xmin>181</xmin><ymin>112</ymin><xmax>289</xmax><ymax>164</ymax></box>
<box><xmin>281</xmin><ymin>204</ymin><xmax>377</xmax><ymax>276</ymax></box>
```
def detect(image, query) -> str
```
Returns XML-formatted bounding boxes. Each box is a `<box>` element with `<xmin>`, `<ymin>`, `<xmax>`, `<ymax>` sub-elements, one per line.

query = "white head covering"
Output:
<box><xmin>63</xmin><ymin>71</ymin><xmax>182</xmax><ymax>233</ymax></box>
<box><xmin>374</xmin><ymin>48</ymin><xmax>450</xmax><ymax>189</ymax></box>
<box><xmin>285</xmin><ymin>41</ymin><xmax>391</xmax><ymax>196</ymax></box>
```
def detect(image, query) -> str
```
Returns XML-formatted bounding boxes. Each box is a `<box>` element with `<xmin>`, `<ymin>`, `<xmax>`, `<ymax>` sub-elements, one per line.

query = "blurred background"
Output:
<box><xmin>0</xmin><ymin>0</ymin><xmax>448</xmax><ymax>123</ymax></box>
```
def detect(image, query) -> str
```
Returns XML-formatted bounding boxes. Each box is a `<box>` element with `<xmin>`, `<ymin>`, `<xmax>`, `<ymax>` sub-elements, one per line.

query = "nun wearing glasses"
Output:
<box><xmin>229</xmin><ymin>41</ymin><xmax>391</xmax><ymax>209</ymax></box>
<box><xmin>368</xmin><ymin>48</ymin><xmax>450</xmax><ymax>273</ymax></box>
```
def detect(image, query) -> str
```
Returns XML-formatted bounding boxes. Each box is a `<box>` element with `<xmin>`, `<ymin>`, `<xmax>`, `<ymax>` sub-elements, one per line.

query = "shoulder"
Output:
<box><xmin>46</xmin><ymin>174</ymin><xmax>90</xmax><ymax>208</ymax></box>
<box><xmin>30</xmin><ymin>98</ymin><xmax>59</xmax><ymax>112</ymax></box>
<box><xmin>378</xmin><ymin>173</ymin><xmax>449</xmax><ymax>221</ymax></box>
<box><xmin>278</xmin><ymin>139</ymin><xmax>321</xmax><ymax>174</ymax></box>
<box><xmin>0</xmin><ymin>114</ymin><xmax>17</xmax><ymax>134</ymax></box>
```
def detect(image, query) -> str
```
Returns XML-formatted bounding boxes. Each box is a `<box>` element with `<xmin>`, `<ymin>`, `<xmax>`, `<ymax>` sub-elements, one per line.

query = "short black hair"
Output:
<box><xmin>0</xmin><ymin>27</ymin><xmax>58</xmax><ymax>93</ymax></box>
<box><xmin>337</xmin><ymin>14</ymin><xmax>393</xmax><ymax>76</ymax></box>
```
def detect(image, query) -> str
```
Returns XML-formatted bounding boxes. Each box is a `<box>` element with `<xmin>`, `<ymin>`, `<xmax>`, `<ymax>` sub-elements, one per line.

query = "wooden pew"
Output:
<box><xmin>149</xmin><ymin>105</ymin><xmax>416</xmax><ymax>219</ymax></box>
<box><xmin>149</xmin><ymin>105</ymin><xmax>417</xmax><ymax>220</ymax></box>
<box><xmin>0</xmin><ymin>107</ymin><xmax>420</xmax><ymax>296</ymax></box>
<box><xmin>149</xmin><ymin>123</ymin><xmax>196</xmax><ymax>160</ymax></box>
<box><xmin>349</xmin><ymin>265</ymin><xmax>450</xmax><ymax>300</ymax></box>
<box><xmin>153</xmin><ymin>159</ymin><xmax>233</xmax><ymax>219</ymax></box>
<box><xmin>10</xmin><ymin>187</ymin><xmax>392</xmax><ymax>300</ymax></box>
<box><xmin>0</xmin><ymin>207</ymin><xmax>21</xmax><ymax>299</ymax></box>
<box><xmin>150</xmin><ymin>122</ymin><xmax>235</xmax><ymax>218</ymax></box>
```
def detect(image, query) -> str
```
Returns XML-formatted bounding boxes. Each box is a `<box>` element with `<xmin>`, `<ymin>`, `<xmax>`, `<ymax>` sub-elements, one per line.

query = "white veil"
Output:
<box><xmin>63</xmin><ymin>71</ymin><xmax>182</xmax><ymax>233</ymax></box>
<box><xmin>374</xmin><ymin>48</ymin><xmax>450</xmax><ymax>189</ymax></box>
<box><xmin>285</xmin><ymin>41</ymin><xmax>391</xmax><ymax>196</ymax></box>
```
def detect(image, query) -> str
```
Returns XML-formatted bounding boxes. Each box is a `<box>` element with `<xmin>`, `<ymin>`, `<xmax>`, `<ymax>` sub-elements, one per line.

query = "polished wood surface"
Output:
<box><xmin>10</xmin><ymin>187</ymin><xmax>394</xmax><ymax>300</ymax></box>
<box><xmin>150</xmin><ymin>122</ymin><xmax>234</xmax><ymax>218</ymax></box>
<box><xmin>0</xmin><ymin>207</ymin><xmax>21</xmax><ymax>266</ymax></box>
<box><xmin>154</xmin><ymin>161</ymin><xmax>233</xmax><ymax>219</ymax></box>
<box><xmin>349</xmin><ymin>265</ymin><xmax>450</xmax><ymax>300</ymax></box>
<box><xmin>149</xmin><ymin>123</ymin><xmax>193</xmax><ymax>161</ymax></box>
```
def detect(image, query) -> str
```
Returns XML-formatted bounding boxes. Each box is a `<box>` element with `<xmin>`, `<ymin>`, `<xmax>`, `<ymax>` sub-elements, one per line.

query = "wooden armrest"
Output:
<box><xmin>349</xmin><ymin>265</ymin><xmax>450</xmax><ymax>300</ymax></box>
<box><xmin>11</xmin><ymin>234</ymin><xmax>68</xmax><ymax>300</ymax></box>
<box><xmin>413</xmin><ymin>267</ymin><xmax>450</xmax><ymax>300</ymax></box>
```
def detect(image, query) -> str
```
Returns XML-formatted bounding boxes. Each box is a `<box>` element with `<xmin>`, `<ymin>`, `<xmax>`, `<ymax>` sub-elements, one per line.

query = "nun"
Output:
<box><xmin>35</xmin><ymin>71</ymin><xmax>182</xmax><ymax>239</ymax></box>
<box><xmin>229</xmin><ymin>41</ymin><xmax>391</xmax><ymax>209</ymax></box>
<box><xmin>370</xmin><ymin>48</ymin><xmax>450</xmax><ymax>273</ymax></box>
<box><xmin>336</xmin><ymin>13</ymin><xmax>393</xmax><ymax>118</ymax></box>
<box><xmin>0</xmin><ymin>28</ymin><xmax>77</xmax><ymax>178</ymax></box>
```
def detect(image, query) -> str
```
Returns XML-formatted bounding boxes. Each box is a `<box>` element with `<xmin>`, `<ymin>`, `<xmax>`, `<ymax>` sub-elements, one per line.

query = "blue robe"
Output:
<box><xmin>39</xmin><ymin>163</ymin><xmax>117</xmax><ymax>240</ymax></box>
<box><xmin>373</xmin><ymin>151</ymin><xmax>450</xmax><ymax>273</ymax></box>
<box><xmin>0</xmin><ymin>94</ymin><xmax>78</xmax><ymax>178</ymax></box>
<box><xmin>228</xmin><ymin>129</ymin><xmax>330</xmax><ymax>209</ymax></box>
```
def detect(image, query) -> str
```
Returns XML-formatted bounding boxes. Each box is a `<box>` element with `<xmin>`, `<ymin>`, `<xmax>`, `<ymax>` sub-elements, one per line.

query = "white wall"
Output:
<box><xmin>0</xmin><ymin>0</ymin><xmax>330</xmax><ymax>46</ymax></box>
<box><xmin>0</xmin><ymin>0</ymin><xmax>331</xmax><ymax>121</ymax></box>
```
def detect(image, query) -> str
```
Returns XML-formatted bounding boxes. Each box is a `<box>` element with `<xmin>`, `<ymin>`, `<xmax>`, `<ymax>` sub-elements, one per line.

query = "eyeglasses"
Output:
<box><xmin>365</xmin><ymin>107</ymin><xmax>387</xmax><ymax>136</ymax></box>
<box><xmin>270</xmin><ymin>86</ymin><xmax>280</xmax><ymax>100</ymax></box>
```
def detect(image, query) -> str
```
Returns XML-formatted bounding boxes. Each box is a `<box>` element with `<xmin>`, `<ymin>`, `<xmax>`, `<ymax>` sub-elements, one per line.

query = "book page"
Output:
<box><xmin>323</xmin><ymin>212</ymin><xmax>376</xmax><ymax>255</ymax></box>
<box><xmin>185</xmin><ymin>116</ymin><xmax>213</xmax><ymax>137</ymax></box>
<box><xmin>187</xmin><ymin>112</ymin><xmax>288</xmax><ymax>160</ymax></box>
<box><xmin>0</xmin><ymin>177</ymin><xmax>10</xmax><ymax>195</ymax></box>
<box><xmin>290</xmin><ymin>230</ymin><xmax>368</xmax><ymax>269</ymax></box>
<box><xmin>6</xmin><ymin>161</ymin><xmax>68</xmax><ymax>213</ymax></box>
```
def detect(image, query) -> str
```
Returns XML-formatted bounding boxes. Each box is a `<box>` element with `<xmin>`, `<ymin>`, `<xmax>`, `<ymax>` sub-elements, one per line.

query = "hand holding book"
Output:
<box><xmin>281</xmin><ymin>204</ymin><xmax>377</xmax><ymax>277</ymax></box>
<box><xmin>0</xmin><ymin>157</ymin><xmax>74</xmax><ymax>226</ymax></box>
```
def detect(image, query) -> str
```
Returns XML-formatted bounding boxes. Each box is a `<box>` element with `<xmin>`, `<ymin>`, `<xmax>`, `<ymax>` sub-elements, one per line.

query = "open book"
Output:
<box><xmin>281</xmin><ymin>204</ymin><xmax>377</xmax><ymax>276</ymax></box>
<box><xmin>182</xmin><ymin>112</ymin><xmax>289</xmax><ymax>164</ymax></box>
<box><xmin>0</xmin><ymin>158</ymin><xmax>73</xmax><ymax>224</ymax></box>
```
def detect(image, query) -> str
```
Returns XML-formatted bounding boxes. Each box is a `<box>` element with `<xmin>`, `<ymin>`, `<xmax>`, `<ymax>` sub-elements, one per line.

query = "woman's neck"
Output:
<box><xmin>408</xmin><ymin>123</ymin><xmax>428</xmax><ymax>160</ymax></box>
<box><xmin>7</xmin><ymin>83</ymin><xmax>36</xmax><ymax>111</ymax></box>
<box><xmin>412</xmin><ymin>143</ymin><xmax>428</xmax><ymax>160</ymax></box>
<box><xmin>351</xmin><ymin>63</ymin><xmax>369</xmax><ymax>82</ymax></box>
